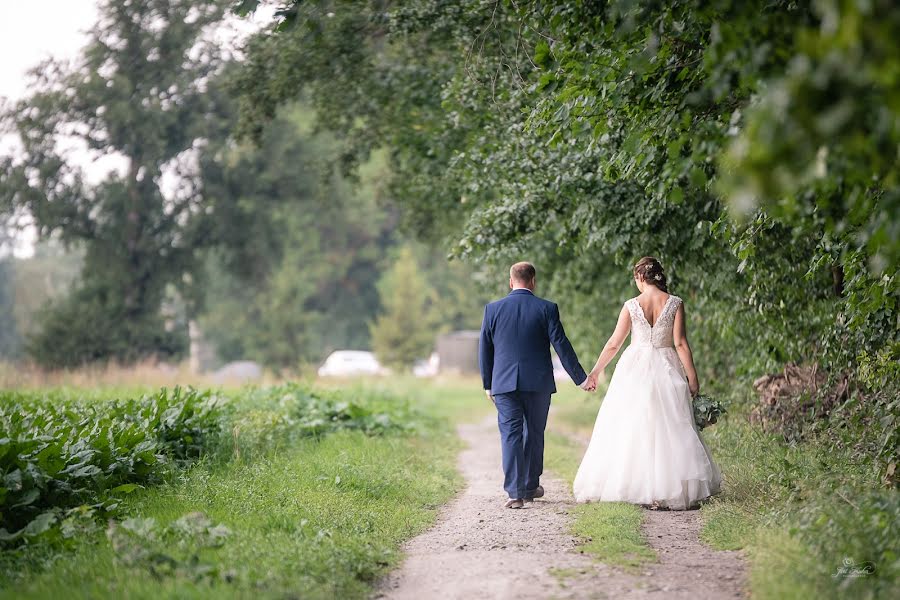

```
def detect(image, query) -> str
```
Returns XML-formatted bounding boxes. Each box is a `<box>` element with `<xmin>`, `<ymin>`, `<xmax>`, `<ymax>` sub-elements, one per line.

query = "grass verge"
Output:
<box><xmin>553</xmin><ymin>382</ymin><xmax>900</xmax><ymax>597</ymax></box>
<box><xmin>0</xmin><ymin>381</ymin><xmax>464</xmax><ymax>599</ymax></box>
<box><xmin>544</xmin><ymin>410</ymin><xmax>656</xmax><ymax>572</ymax></box>
<box><xmin>698</xmin><ymin>399</ymin><xmax>898</xmax><ymax>600</ymax></box>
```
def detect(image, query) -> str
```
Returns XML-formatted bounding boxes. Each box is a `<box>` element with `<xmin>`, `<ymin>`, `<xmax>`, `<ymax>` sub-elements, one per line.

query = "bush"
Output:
<box><xmin>0</xmin><ymin>387</ymin><xmax>222</xmax><ymax>543</ymax></box>
<box><xmin>228</xmin><ymin>384</ymin><xmax>420</xmax><ymax>457</ymax></box>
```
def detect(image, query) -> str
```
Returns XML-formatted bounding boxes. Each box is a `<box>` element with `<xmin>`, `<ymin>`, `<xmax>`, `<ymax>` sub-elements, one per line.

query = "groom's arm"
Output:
<box><xmin>547</xmin><ymin>303</ymin><xmax>588</xmax><ymax>386</ymax></box>
<box><xmin>478</xmin><ymin>304</ymin><xmax>494</xmax><ymax>393</ymax></box>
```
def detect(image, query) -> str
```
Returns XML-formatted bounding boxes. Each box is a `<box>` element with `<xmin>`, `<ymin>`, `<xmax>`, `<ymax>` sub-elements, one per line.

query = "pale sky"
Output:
<box><xmin>0</xmin><ymin>1</ymin><xmax>274</xmax><ymax>258</ymax></box>
<box><xmin>0</xmin><ymin>1</ymin><xmax>100</xmax><ymax>102</ymax></box>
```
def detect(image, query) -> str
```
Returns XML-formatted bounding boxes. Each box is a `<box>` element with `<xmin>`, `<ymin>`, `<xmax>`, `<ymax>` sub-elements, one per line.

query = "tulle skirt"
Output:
<box><xmin>573</xmin><ymin>344</ymin><xmax>722</xmax><ymax>510</ymax></box>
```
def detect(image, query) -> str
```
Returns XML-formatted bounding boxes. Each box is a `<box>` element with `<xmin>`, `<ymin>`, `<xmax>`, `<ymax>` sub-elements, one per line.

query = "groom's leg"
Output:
<box><xmin>493</xmin><ymin>392</ymin><xmax>526</xmax><ymax>499</ymax></box>
<box><xmin>522</xmin><ymin>391</ymin><xmax>551</xmax><ymax>492</ymax></box>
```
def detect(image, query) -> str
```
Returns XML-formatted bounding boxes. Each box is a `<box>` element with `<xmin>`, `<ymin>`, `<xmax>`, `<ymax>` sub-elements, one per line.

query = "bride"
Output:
<box><xmin>573</xmin><ymin>257</ymin><xmax>721</xmax><ymax>509</ymax></box>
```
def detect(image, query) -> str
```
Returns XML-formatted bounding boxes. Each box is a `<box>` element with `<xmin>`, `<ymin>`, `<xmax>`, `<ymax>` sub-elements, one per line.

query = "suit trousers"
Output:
<box><xmin>493</xmin><ymin>390</ymin><xmax>552</xmax><ymax>499</ymax></box>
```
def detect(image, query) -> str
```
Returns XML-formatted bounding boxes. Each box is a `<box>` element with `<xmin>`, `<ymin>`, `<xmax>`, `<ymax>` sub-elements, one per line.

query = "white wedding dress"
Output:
<box><xmin>573</xmin><ymin>295</ymin><xmax>722</xmax><ymax>509</ymax></box>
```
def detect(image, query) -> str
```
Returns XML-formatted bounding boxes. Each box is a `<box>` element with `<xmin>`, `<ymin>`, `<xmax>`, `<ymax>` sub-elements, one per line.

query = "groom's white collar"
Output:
<box><xmin>509</xmin><ymin>288</ymin><xmax>534</xmax><ymax>295</ymax></box>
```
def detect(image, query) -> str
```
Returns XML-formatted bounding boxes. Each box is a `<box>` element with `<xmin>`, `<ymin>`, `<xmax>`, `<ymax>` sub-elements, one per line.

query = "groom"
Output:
<box><xmin>478</xmin><ymin>262</ymin><xmax>597</xmax><ymax>509</ymax></box>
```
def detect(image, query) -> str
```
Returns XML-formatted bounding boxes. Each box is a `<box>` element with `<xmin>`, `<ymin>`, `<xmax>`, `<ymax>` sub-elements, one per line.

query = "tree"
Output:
<box><xmin>229</xmin><ymin>1</ymin><xmax>899</xmax><ymax>584</ymax></box>
<box><xmin>232</xmin><ymin>0</ymin><xmax>897</xmax><ymax>387</ymax></box>
<box><xmin>0</xmin><ymin>259</ymin><xmax>19</xmax><ymax>359</ymax></box>
<box><xmin>370</xmin><ymin>246</ymin><xmax>441</xmax><ymax>370</ymax></box>
<box><xmin>195</xmin><ymin>105</ymin><xmax>395</xmax><ymax>369</ymax></box>
<box><xmin>0</xmin><ymin>228</ymin><xmax>20</xmax><ymax>359</ymax></box>
<box><xmin>7</xmin><ymin>242</ymin><xmax>83</xmax><ymax>344</ymax></box>
<box><xmin>0</xmin><ymin>0</ymin><xmax>231</xmax><ymax>366</ymax></box>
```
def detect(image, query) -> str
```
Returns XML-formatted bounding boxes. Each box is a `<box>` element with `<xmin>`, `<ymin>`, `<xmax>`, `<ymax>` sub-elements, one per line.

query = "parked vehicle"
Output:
<box><xmin>412</xmin><ymin>352</ymin><xmax>440</xmax><ymax>378</ymax></box>
<box><xmin>212</xmin><ymin>360</ymin><xmax>263</xmax><ymax>384</ymax></box>
<box><xmin>317</xmin><ymin>351</ymin><xmax>387</xmax><ymax>377</ymax></box>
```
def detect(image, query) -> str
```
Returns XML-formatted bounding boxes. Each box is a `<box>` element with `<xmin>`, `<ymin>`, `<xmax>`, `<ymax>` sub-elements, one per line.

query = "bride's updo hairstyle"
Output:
<box><xmin>633</xmin><ymin>257</ymin><xmax>668</xmax><ymax>293</ymax></box>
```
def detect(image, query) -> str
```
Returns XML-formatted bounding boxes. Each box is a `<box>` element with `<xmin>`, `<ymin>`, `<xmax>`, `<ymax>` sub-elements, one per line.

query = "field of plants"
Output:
<box><xmin>0</xmin><ymin>380</ymin><xmax>471</xmax><ymax>598</ymax></box>
<box><xmin>1</xmin><ymin>388</ymin><xmax>220</xmax><ymax>543</ymax></box>
<box><xmin>2</xmin><ymin>375</ymin><xmax>897</xmax><ymax>599</ymax></box>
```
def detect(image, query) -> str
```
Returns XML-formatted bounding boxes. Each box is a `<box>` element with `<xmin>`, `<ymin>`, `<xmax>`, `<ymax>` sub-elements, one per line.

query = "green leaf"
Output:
<box><xmin>68</xmin><ymin>464</ymin><xmax>102</xmax><ymax>478</ymax></box>
<box><xmin>22</xmin><ymin>512</ymin><xmax>58</xmax><ymax>537</ymax></box>
<box><xmin>233</xmin><ymin>0</ymin><xmax>260</xmax><ymax>17</ymax></box>
<box><xmin>689</xmin><ymin>167</ymin><xmax>707</xmax><ymax>189</ymax></box>
<box><xmin>534</xmin><ymin>40</ymin><xmax>551</xmax><ymax>68</ymax></box>
<box><xmin>11</xmin><ymin>488</ymin><xmax>40</xmax><ymax>508</ymax></box>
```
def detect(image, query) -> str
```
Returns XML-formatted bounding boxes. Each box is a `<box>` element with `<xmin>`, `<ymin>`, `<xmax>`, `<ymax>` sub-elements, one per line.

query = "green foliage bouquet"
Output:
<box><xmin>692</xmin><ymin>394</ymin><xmax>727</xmax><ymax>431</ymax></box>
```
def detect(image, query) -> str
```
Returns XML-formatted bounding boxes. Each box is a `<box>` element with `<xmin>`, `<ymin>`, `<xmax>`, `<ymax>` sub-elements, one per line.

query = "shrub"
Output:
<box><xmin>0</xmin><ymin>387</ymin><xmax>222</xmax><ymax>543</ymax></box>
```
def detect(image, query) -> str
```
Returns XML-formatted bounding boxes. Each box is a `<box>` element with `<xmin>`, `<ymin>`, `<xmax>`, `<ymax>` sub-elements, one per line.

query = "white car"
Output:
<box><xmin>317</xmin><ymin>351</ymin><xmax>387</xmax><ymax>377</ymax></box>
<box><xmin>412</xmin><ymin>352</ymin><xmax>440</xmax><ymax>378</ymax></box>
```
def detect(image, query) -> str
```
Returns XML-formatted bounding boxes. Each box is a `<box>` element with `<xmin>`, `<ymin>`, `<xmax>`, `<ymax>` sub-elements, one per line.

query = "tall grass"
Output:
<box><xmin>701</xmin><ymin>400</ymin><xmax>898</xmax><ymax>599</ymax></box>
<box><xmin>0</xmin><ymin>360</ymin><xmax>282</xmax><ymax>391</ymax></box>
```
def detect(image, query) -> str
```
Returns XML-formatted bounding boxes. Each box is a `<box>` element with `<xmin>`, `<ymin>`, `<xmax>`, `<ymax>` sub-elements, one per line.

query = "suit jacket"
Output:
<box><xmin>479</xmin><ymin>288</ymin><xmax>587</xmax><ymax>395</ymax></box>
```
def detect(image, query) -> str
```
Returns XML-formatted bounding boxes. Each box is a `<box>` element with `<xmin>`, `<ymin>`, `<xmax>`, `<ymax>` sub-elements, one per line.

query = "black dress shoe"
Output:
<box><xmin>524</xmin><ymin>485</ymin><xmax>544</xmax><ymax>502</ymax></box>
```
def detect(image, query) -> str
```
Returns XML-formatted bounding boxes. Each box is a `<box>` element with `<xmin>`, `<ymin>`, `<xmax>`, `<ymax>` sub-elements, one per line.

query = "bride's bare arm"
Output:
<box><xmin>673</xmin><ymin>303</ymin><xmax>699</xmax><ymax>396</ymax></box>
<box><xmin>588</xmin><ymin>305</ymin><xmax>631</xmax><ymax>379</ymax></box>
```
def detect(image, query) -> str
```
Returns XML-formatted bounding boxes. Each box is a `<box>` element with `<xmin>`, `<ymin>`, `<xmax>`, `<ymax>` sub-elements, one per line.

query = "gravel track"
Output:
<box><xmin>377</xmin><ymin>415</ymin><xmax>747</xmax><ymax>599</ymax></box>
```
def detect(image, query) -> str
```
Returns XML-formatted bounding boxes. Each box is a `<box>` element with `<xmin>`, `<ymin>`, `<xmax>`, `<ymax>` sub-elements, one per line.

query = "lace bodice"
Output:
<box><xmin>626</xmin><ymin>295</ymin><xmax>682</xmax><ymax>348</ymax></box>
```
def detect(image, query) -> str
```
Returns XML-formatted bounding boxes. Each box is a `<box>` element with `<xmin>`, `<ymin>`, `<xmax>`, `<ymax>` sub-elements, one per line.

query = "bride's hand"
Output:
<box><xmin>689</xmin><ymin>379</ymin><xmax>699</xmax><ymax>397</ymax></box>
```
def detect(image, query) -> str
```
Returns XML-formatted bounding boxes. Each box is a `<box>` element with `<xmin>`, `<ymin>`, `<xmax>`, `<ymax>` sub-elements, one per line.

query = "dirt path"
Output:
<box><xmin>640</xmin><ymin>510</ymin><xmax>745</xmax><ymax>597</ymax></box>
<box><xmin>377</xmin><ymin>415</ymin><xmax>746</xmax><ymax>599</ymax></box>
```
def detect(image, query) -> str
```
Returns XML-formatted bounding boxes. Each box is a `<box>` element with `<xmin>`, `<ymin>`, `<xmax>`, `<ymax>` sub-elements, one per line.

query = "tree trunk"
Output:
<box><xmin>832</xmin><ymin>264</ymin><xmax>844</xmax><ymax>297</ymax></box>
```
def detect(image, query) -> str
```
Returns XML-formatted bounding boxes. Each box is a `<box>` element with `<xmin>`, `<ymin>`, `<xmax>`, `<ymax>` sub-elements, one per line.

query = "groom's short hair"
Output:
<box><xmin>510</xmin><ymin>262</ymin><xmax>536</xmax><ymax>283</ymax></box>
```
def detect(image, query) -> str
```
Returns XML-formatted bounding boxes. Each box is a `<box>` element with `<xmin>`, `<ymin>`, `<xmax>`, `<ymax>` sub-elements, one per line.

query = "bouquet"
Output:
<box><xmin>692</xmin><ymin>394</ymin><xmax>726</xmax><ymax>430</ymax></box>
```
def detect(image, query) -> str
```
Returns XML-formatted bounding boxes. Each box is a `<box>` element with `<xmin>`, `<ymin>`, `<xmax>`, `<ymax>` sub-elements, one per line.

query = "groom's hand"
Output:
<box><xmin>485</xmin><ymin>389</ymin><xmax>495</xmax><ymax>403</ymax></box>
<box><xmin>579</xmin><ymin>374</ymin><xmax>597</xmax><ymax>392</ymax></box>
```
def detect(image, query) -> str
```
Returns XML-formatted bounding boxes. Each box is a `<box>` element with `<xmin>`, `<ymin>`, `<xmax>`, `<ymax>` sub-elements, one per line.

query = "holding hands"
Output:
<box><xmin>580</xmin><ymin>373</ymin><xmax>599</xmax><ymax>392</ymax></box>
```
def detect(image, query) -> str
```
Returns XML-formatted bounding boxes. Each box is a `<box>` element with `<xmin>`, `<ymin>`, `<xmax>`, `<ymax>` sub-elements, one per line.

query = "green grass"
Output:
<box><xmin>347</xmin><ymin>375</ymin><xmax>493</xmax><ymax>424</ymax></box>
<box><xmin>550</xmin><ymin>386</ymin><xmax>606</xmax><ymax>438</ymax></box>
<box><xmin>544</xmin><ymin>420</ymin><xmax>656</xmax><ymax>572</ymax></box>
<box><xmin>7</xmin><ymin>375</ymin><xmax>893</xmax><ymax>599</ymax></box>
<box><xmin>0</xmin><ymin>380</ymin><xmax>466</xmax><ymax>599</ymax></box>
<box><xmin>385</xmin><ymin>377</ymin><xmax>658</xmax><ymax>572</ymax></box>
<box><xmin>553</xmin><ymin>381</ymin><xmax>899</xmax><ymax>598</ymax></box>
<box><xmin>569</xmin><ymin>502</ymin><xmax>657</xmax><ymax>572</ymax></box>
<box><xmin>699</xmin><ymin>401</ymin><xmax>899</xmax><ymax>600</ymax></box>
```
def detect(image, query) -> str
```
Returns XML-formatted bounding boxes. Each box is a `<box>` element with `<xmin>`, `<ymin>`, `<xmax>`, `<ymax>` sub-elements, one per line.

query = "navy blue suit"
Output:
<box><xmin>478</xmin><ymin>288</ymin><xmax>587</xmax><ymax>499</ymax></box>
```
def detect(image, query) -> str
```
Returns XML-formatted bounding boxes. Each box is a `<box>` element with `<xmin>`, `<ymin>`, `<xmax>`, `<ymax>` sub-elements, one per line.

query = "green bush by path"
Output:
<box><xmin>0</xmin><ymin>387</ymin><xmax>222</xmax><ymax>544</ymax></box>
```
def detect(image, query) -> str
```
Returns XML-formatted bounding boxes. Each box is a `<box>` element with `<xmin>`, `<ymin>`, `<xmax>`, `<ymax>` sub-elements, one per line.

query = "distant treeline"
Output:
<box><xmin>0</xmin><ymin>0</ymin><xmax>491</xmax><ymax>371</ymax></box>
